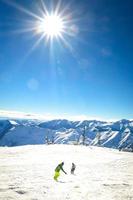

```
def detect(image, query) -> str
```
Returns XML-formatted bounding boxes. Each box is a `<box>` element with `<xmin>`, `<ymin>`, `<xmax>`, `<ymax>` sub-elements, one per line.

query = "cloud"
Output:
<box><xmin>0</xmin><ymin>109</ymin><xmax>49</xmax><ymax>120</ymax></box>
<box><xmin>0</xmin><ymin>109</ymin><xmax>118</xmax><ymax>122</ymax></box>
<box><xmin>67</xmin><ymin>114</ymin><xmax>118</xmax><ymax>122</ymax></box>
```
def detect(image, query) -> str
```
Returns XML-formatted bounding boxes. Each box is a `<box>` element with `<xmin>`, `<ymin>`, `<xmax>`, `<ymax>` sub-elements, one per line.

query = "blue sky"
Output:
<box><xmin>0</xmin><ymin>0</ymin><xmax>133</xmax><ymax>120</ymax></box>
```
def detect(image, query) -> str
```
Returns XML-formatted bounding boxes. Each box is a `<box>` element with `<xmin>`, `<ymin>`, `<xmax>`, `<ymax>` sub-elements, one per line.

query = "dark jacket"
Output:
<box><xmin>71</xmin><ymin>163</ymin><xmax>76</xmax><ymax>173</ymax></box>
<box><xmin>55</xmin><ymin>163</ymin><xmax>67</xmax><ymax>174</ymax></box>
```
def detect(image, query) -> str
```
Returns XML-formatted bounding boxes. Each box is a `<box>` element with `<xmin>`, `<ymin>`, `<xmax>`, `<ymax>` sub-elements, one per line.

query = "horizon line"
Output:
<box><xmin>0</xmin><ymin>109</ymin><xmax>132</xmax><ymax>122</ymax></box>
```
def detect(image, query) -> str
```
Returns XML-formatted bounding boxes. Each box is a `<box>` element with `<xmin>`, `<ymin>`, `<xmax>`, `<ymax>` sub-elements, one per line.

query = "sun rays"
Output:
<box><xmin>3</xmin><ymin>0</ymin><xmax>79</xmax><ymax>56</ymax></box>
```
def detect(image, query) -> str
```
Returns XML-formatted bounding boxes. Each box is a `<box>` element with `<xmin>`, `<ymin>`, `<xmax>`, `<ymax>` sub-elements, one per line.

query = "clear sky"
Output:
<box><xmin>0</xmin><ymin>0</ymin><xmax>133</xmax><ymax>120</ymax></box>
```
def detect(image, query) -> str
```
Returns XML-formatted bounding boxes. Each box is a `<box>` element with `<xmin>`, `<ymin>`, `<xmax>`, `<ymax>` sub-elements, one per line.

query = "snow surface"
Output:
<box><xmin>0</xmin><ymin>145</ymin><xmax>133</xmax><ymax>200</ymax></box>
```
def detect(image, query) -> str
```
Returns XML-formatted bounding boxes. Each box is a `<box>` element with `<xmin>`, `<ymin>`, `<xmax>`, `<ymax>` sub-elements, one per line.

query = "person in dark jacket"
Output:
<box><xmin>54</xmin><ymin>162</ymin><xmax>67</xmax><ymax>181</ymax></box>
<box><xmin>71</xmin><ymin>163</ymin><xmax>76</xmax><ymax>174</ymax></box>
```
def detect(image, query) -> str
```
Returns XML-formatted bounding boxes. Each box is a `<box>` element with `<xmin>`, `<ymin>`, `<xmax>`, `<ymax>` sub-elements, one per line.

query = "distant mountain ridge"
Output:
<box><xmin>0</xmin><ymin>118</ymin><xmax>133</xmax><ymax>151</ymax></box>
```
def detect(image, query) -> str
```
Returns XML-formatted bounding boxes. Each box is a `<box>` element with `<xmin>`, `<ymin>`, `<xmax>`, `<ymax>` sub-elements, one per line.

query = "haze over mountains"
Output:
<box><xmin>0</xmin><ymin>118</ymin><xmax>133</xmax><ymax>151</ymax></box>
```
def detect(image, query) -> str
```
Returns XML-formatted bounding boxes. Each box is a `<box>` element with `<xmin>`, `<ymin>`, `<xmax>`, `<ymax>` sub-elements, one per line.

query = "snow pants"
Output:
<box><xmin>54</xmin><ymin>171</ymin><xmax>60</xmax><ymax>181</ymax></box>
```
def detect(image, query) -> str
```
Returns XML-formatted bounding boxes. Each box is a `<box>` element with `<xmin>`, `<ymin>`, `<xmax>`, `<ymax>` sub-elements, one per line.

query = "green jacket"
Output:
<box><xmin>55</xmin><ymin>164</ymin><xmax>67</xmax><ymax>174</ymax></box>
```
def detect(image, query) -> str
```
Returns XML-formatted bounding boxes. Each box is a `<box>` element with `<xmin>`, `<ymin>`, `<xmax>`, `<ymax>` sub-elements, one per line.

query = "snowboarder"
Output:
<box><xmin>71</xmin><ymin>163</ymin><xmax>76</xmax><ymax>174</ymax></box>
<box><xmin>54</xmin><ymin>162</ymin><xmax>67</xmax><ymax>181</ymax></box>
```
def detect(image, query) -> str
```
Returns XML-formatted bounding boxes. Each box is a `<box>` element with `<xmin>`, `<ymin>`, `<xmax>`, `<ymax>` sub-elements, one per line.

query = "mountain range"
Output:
<box><xmin>0</xmin><ymin>118</ymin><xmax>133</xmax><ymax>151</ymax></box>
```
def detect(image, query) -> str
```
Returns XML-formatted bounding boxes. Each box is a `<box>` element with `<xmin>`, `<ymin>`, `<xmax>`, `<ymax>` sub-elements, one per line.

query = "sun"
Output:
<box><xmin>37</xmin><ymin>13</ymin><xmax>65</xmax><ymax>39</ymax></box>
<box><xmin>5</xmin><ymin>0</ymin><xmax>79</xmax><ymax>51</ymax></box>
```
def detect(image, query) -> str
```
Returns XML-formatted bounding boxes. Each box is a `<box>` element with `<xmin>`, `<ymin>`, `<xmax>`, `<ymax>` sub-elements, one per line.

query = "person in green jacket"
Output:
<box><xmin>54</xmin><ymin>162</ymin><xmax>67</xmax><ymax>181</ymax></box>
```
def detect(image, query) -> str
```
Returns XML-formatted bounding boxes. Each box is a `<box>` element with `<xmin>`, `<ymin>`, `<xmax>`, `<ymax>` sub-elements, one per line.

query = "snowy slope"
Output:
<box><xmin>0</xmin><ymin>145</ymin><xmax>133</xmax><ymax>200</ymax></box>
<box><xmin>0</xmin><ymin>120</ymin><xmax>13</xmax><ymax>140</ymax></box>
<box><xmin>0</xmin><ymin>118</ymin><xmax>133</xmax><ymax>150</ymax></box>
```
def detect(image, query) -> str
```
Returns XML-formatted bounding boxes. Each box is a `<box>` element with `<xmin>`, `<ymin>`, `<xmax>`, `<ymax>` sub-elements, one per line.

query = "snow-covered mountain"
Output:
<box><xmin>0</xmin><ymin>118</ymin><xmax>133</xmax><ymax>151</ymax></box>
